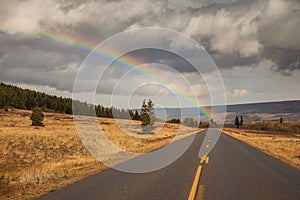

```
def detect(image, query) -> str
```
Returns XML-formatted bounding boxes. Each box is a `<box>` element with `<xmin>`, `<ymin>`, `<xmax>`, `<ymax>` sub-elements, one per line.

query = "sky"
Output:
<box><xmin>0</xmin><ymin>0</ymin><xmax>299</xmax><ymax>108</ymax></box>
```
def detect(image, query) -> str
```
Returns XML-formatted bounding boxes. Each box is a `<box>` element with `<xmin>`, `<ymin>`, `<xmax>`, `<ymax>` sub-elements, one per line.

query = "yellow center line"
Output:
<box><xmin>188</xmin><ymin>165</ymin><xmax>202</xmax><ymax>200</ymax></box>
<box><xmin>205</xmin><ymin>157</ymin><xmax>209</xmax><ymax>164</ymax></box>
<box><xmin>188</xmin><ymin>155</ymin><xmax>209</xmax><ymax>200</ymax></box>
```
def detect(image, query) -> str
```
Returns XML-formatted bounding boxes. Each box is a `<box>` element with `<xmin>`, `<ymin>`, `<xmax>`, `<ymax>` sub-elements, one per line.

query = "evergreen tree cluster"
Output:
<box><xmin>0</xmin><ymin>83</ymin><xmax>140</xmax><ymax>120</ymax></box>
<box><xmin>235</xmin><ymin>115</ymin><xmax>244</xmax><ymax>128</ymax></box>
<box><xmin>0</xmin><ymin>83</ymin><xmax>72</xmax><ymax>114</ymax></box>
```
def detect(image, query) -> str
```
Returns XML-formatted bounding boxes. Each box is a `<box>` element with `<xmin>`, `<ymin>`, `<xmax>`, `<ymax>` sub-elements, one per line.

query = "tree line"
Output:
<box><xmin>0</xmin><ymin>83</ymin><xmax>141</xmax><ymax>119</ymax></box>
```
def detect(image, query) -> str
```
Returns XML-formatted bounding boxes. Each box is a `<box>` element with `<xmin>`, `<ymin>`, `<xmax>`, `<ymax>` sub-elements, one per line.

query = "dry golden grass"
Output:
<box><xmin>241</xmin><ymin>121</ymin><xmax>300</xmax><ymax>134</ymax></box>
<box><xmin>222</xmin><ymin>128</ymin><xmax>300</xmax><ymax>170</ymax></box>
<box><xmin>0</xmin><ymin>109</ymin><xmax>201</xmax><ymax>200</ymax></box>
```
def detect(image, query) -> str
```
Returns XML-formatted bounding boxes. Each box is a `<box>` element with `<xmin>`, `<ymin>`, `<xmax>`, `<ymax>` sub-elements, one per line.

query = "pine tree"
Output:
<box><xmin>198</xmin><ymin>120</ymin><xmax>202</xmax><ymax>128</ymax></box>
<box><xmin>240</xmin><ymin>116</ymin><xmax>244</xmax><ymax>126</ymax></box>
<box><xmin>134</xmin><ymin>110</ymin><xmax>140</xmax><ymax>120</ymax></box>
<box><xmin>140</xmin><ymin>100</ymin><xmax>150</xmax><ymax>125</ymax></box>
<box><xmin>147</xmin><ymin>99</ymin><xmax>155</xmax><ymax>127</ymax></box>
<box><xmin>280</xmin><ymin>116</ymin><xmax>283</xmax><ymax>123</ymax></box>
<box><xmin>140</xmin><ymin>99</ymin><xmax>155</xmax><ymax>134</ymax></box>
<box><xmin>30</xmin><ymin>107</ymin><xmax>44</xmax><ymax>126</ymax></box>
<box><xmin>235</xmin><ymin>116</ymin><xmax>240</xmax><ymax>128</ymax></box>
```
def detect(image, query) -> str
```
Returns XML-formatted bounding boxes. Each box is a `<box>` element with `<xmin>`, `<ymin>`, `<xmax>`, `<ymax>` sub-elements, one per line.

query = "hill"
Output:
<box><xmin>0</xmin><ymin>82</ymin><xmax>134</xmax><ymax>119</ymax></box>
<box><xmin>154</xmin><ymin>100</ymin><xmax>300</xmax><ymax>122</ymax></box>
<box><xmin>225</xmin><ymin>100</ymin><xmax>300</xmax><ymax>114</ymax></box>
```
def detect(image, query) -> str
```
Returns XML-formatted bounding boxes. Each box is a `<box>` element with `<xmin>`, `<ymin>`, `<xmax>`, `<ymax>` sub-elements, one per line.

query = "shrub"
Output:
<box><xmin>30</xmin><ymin>107</ymin><xmax>44</xmax><ymax>126</ymax></box>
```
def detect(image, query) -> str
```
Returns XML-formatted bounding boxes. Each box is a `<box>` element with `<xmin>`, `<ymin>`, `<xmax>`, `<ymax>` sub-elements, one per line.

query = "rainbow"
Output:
<box><xmin>0</xmin><ymin>27</ymin><xmax>212</xmax><ymax>119</ymax></box>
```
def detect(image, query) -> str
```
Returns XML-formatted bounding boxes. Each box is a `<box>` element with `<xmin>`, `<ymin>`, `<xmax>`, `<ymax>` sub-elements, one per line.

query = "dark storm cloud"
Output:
<box><xmin>0</xmin><ymin>32</ymin><xmax>87</xmax><ymax>91</ymax></box>
<box><xmin>211</xmin><ymin>53</ymin><xmax>259</xmax><ymax>69</ymax></box>
<box><xmin>121</xmin><ymin>49</ymin><xmax>197</xmax><ymax>73</ymax></box>
<box><xmin>263</xmin><ymin>48</ymin><xmax>300</xmax><ymax>75</ymax></box>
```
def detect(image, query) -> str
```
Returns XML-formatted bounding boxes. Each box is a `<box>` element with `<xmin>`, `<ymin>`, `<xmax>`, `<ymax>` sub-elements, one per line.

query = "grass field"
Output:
<box><xmin>0</xmin><ymin>109</ymin><xmax>201</xmax><ymax>200</ymax></box>
<box><xmin>222</xmin><ymin>128</ymin><xmax>300</xmax><ymax>170</ymax></box>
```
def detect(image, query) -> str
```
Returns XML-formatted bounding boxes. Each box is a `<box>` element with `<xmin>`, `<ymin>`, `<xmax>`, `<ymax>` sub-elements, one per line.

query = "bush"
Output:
<box><xmin>30</xmin><ymin>107</ymin><xmax>44</xmax><ymax>126</ymax></box>
<box><xmin>167</xmin><ymin>119</ymin><xmax>181</xmax><ymax>124</ymax></box>
<box><xmin>198</xmin><ymin>122</ymin><xmax>210</xmax><ymax>128</ymax></box>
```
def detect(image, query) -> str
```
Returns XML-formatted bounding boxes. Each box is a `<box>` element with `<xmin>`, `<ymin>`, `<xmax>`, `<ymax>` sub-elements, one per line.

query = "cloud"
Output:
<box><xmin>0</xmin><ymin>0</ymin><xmax>299</xmax><ymax>104</ymax></box>
<box><xmin>168</xmin><ymin>0</ymin><xmax>240</xmax><ymax>10</ymax></box>
<box><xmin>184</xmin><ymin>8</ymin><xmax>262</xmax><ymax>57</ymax></box>
<box><xmin>227</xmin><ymin>89</ymin><xmax>249</xmax><ymax>99</ymax></box>
<box><xmin>0</xmin><ymin>32</ymin><xmax>84</xmax><ymax>91</ymax></box>
<box><xmin>96</xmin><ymin>63</ymin><xmax>206</xmax><ymax>98</ymax></box>
<box><xmin>257</xmin><ymin>0</ymin><xmax>300</xmax><ymax>50</ymax></box>
<box><xmin>221</xmin><ymin>58</ymin><xmax>300</xmax><ymax>104</ymax></box>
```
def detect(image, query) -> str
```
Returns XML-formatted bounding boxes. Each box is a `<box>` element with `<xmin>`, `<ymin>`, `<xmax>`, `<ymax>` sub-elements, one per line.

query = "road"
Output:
<box><xmin>39</xmin><ymin>129</ymin><xmax>300</xmax><ymax>200</ymax></box>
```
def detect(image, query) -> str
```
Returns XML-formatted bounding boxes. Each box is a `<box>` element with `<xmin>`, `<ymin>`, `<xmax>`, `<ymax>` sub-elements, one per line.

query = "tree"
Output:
<box><xmin>280</xmin><ymin>116</ymin><xmax>283</xmax><ymax>123</ymax></box>
<box><xmin>147</xmin><ymin>99</ymin><xmax>155</xmax><ymax>127</ymax></box>
<box><xmin>133</xmin><ymin>110</ymin><xmax>140</xmax><ymax>120</ymax></box>
<box><xmin>198</xmin><ymin>120</ymin><xmax>202</xmax><ymax>128</ymax></box>
<box><xmin>140</xmin><ymin>99</ymin><xmax>156</xmax><ymax>134</ymax></box>
<box><xmin>235</xmin><ymin>116</ymin><xmax>240</xmax><ymax>128</ymax></box>
<box><xmin>30</xmin><ymin>107</ymin><xmax>44</xmax><ymax>126</ymax></box>
<box><xmin>240</xmin><ymin>116</ymin><xmax>244</xmax><ymax>126</ymax></box>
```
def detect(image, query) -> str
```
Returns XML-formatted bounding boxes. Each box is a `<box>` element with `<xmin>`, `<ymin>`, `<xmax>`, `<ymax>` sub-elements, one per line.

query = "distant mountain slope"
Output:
<box><xmin>225</xmin><ymin>100</ymin><xmax>300</xmax><ymax>114</ymax></box>
<box><xmin>154</xmin><ymin>100</ymin><xmax>300</xmax><ymax>122</ymax></box>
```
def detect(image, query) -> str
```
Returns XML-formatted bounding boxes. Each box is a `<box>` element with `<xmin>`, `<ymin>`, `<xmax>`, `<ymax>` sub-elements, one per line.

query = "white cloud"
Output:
<box><xmin>227</xmin><ymin>89</ymin><xmax>249</xmax><ymax>99</ymax></box>
<box><xmin>184</xmin><ymin>8</ymin><xmax>262</xmax><ymax>57</ymax></box>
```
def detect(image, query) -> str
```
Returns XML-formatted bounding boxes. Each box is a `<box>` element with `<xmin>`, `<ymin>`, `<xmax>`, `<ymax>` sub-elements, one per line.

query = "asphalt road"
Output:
<box><xmin>39</xmin><ymin>129</ymin><xmax>300</xmax><ymax>200</ymax></box>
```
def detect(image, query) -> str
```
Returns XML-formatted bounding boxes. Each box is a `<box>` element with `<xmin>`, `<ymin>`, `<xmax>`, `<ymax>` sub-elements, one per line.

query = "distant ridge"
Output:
<box><xmin>154</xmin><ymin>100</ymin><xmax>300</xmax><ymax>121</ymax></box>
<box><xmin>223</xmin><ymin>100</ymin><xmax>300</xmax><ymax>114</ymax></box>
